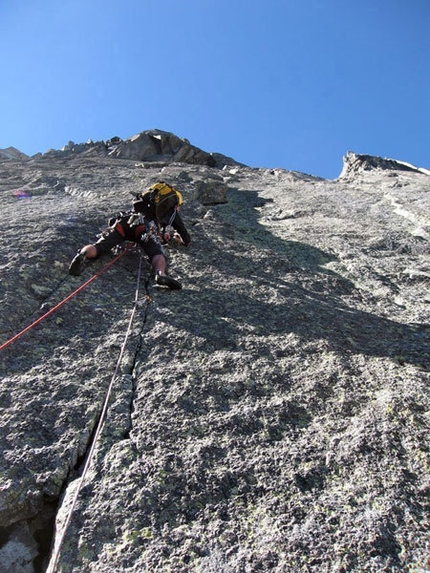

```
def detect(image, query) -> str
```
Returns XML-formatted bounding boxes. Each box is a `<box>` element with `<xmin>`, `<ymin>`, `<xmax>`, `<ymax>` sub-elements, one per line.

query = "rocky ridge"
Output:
<box><xmin>13</xmin><ymin>129</ymin><xmax>241</xmax><ymax>169</ymax></box>
<box><xmin>0</xmin><ymin>132</ymin><xmax>429</xmax><ymax>573</ymax></box>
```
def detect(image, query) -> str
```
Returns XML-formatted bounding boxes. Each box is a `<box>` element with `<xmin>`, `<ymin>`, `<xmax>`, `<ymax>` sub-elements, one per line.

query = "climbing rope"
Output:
<box><xmin>46</xmin><ymin>250</ymin><xmax>145</xmax><ymax>573</ymax></box>
<box><xmin>0</xmin><ymin>248</ymin><xmax>130</xmax><ymax>352</ymax></box>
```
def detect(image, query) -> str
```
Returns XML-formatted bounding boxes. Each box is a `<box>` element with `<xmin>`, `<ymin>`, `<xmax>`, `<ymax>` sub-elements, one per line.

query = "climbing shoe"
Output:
<box><xmin>69</xmin><ymin>252</ymin><xmax>87</xmax><ymax>276</ymax></box>
<box><xmin>155</xmin><ymin>273</ymin><xmax>182</xmax><ymax>290</ymax></box>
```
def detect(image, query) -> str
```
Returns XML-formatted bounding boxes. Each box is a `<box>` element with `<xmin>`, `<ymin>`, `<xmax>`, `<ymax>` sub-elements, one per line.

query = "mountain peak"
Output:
<box><xmin>339</xmin><ymin>150</ymin><xmax>428</xmax><ymax>178</ymax></box>
<box><xmin>0</xmin><ymin>146</ymin><xmax>29</xmax><ymax>160</ymax></box>
<box><xmin>34</xmin><ymin>129</ymin><xmax>243</xmax><ymax>168</ymax></box>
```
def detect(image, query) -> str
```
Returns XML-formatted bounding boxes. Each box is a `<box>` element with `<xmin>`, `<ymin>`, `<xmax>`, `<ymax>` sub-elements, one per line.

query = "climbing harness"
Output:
<box><xmin>46</xmin><ymin>250</ymin><xmax>145</xmax><ymax>573</ymax></box>
<box><xmin>0</xmin><ymin>248</ymin><xmax>130</xmax><ymax>352</ymax></box>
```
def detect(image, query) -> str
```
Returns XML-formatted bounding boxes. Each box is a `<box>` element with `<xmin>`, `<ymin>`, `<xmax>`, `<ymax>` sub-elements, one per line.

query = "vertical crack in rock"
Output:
<box><xmin>39</xmin><ymin>273</ymin><xmax>153</xmax><ymax>571</ymax></box>
<box><xmin>117</xmin><ymin>277</ymin><xmax>152</xmax><ymax>442</ymax></box>
<box><xmin>12</xmin><ymin>411</ymin><xmax>110</xmax><ymax>572</ymax></box>
<box><xmin>0</xmin><ymin>265</ymin><xmax>154</xmax><ymax>573</ymax></box>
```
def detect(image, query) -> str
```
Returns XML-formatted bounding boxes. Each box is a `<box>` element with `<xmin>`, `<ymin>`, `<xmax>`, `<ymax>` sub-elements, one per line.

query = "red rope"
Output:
<box><xmin>0</xmin><ymin>248</ymin><xmax>129</xmax><ymax>352</ymax></box>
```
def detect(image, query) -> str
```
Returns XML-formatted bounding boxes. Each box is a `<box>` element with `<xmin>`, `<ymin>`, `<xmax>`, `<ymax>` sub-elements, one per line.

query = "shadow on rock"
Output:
<box><xmin>175</xmin><ymin>188</ymin><xmax>428</xmax><ymax>370</ymax></box>
<box><xmin>156</xmin><ymin>223</ymin><xmax>426</xmax><ymax>374</ymax></box>
<box><xmin>162</xmin><ymin>281</ymin><xmax>429</xmax><ymax>370</ymax></box>
<box><xmin>216</xmin><ymin>188</ymin><xmax>340</xmax><ymax>272</ymax></box>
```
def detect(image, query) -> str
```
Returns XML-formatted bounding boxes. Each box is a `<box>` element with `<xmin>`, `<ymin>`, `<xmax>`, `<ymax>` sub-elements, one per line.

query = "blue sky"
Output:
<box><xmin>1</xmin><ymin>0</ymin><xmax>429</xmax><ymax>179</ymax></box>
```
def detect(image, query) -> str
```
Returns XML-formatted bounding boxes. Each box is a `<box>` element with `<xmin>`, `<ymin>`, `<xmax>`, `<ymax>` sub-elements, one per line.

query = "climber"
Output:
<box><xmin>132</xmin><ymin>181</ymin><xmax>191</xmax><ymax>247</ymax></box>
<box><xmin>68</xmin><ymin>182</ymin><xmax>191</xmax><ymax>290</ymax></box>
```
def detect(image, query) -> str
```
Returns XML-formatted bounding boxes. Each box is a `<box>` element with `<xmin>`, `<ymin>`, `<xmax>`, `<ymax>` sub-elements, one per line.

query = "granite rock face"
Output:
<box><xmin>0</xmin><ymin>138</ymin><xmax>429</xmax><ymax>573</ymax></box>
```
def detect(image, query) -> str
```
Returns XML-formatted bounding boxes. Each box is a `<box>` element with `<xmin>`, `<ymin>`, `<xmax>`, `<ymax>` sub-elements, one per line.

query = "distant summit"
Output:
<box><xmin>1</xmin><ymin>133</ymin><xmax>428</xmax><ymax>179</ymax></box>
<box><xmin>339</xmin><ymin>150</ymin><xmax>429</xmax><ymax>178</ymax></box>
<box><xmin>0</xmin><ymin>146</ymin><xmax>29</xmax><ymax>160</ymax></box>
<box><xmin>0</xmin><ymin>129</ymin><xmax>243</xmax><ymax>169</ymax></box>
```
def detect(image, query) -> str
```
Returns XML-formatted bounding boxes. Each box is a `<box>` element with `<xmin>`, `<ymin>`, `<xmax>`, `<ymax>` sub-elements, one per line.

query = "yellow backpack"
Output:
<box><xmin>147</xmin><ymin>182</ymin><xmax>183</xmax><ymax>222</ymax></box>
